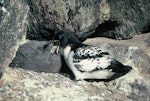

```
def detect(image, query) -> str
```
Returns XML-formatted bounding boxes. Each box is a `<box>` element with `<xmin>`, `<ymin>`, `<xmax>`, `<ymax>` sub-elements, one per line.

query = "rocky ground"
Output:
<box><xmin>0</xmin><ymin>33</ymin><xmax>150</xmax><ymax>101</ymax></box>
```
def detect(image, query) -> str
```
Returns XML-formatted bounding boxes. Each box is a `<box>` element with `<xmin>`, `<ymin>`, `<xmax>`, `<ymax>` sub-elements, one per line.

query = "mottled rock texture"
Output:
<box><xmin>27</xmin><ymin>0</ymin><xmax>101</xmax><ymax>41</ymax></box>
<box><xmin>0</xmin><ymin>0</ymin><xmax>29</xmax><ymax>68</ymax></box>
<box><xmin>9</xmin><ymin>41</ymin><xmax>61</xmax><ymax>73</ymax></box>
<box><xmin>99</xmin><ymin>0</ymin><xmax>150</xmax><ymax>39</ymax></box>
<box><xmin>27</xmin><ymin>0</ymin><xmax>150</xmax><ymax>41</ymax></box>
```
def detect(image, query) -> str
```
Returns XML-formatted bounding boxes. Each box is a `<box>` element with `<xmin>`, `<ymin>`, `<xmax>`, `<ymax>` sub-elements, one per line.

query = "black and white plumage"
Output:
<box><xmin>56</xmin><ymin>30</ymin><xmax>132</xmax><ymax>81</ymax></box>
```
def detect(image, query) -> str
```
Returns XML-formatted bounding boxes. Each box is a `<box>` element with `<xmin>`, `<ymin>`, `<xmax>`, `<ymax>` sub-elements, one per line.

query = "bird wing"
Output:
<box><xmin>73</xmin><ymin>45</ymin><xmax>109</xmax><ymax>58</ymax></box>
<box><xmin>72</xmin><ymin>45</ymin><xmax>112</xmax><ymax>72</ymax></box>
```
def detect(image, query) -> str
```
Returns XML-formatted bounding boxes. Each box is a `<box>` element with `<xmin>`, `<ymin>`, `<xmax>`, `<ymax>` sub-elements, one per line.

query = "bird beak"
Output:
<box><xmin>56</xmin><ymin>45</ymin><xmax>60</xmax><ymax>54</ymax></box>
<box><xmin>52</xmin><ymin>40</ymin><xmax>60</xmax><ymax>55</ymax></box>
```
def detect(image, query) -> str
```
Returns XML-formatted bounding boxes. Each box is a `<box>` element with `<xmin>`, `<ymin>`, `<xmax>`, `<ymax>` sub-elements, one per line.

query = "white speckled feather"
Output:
<box><xmin>74</xmin><ymin>56</ymin><xmax>112</xmax><ymax>72</ymax></box>
<box><xmin>62</xmin><ymin>45</ymin><xmax>115</xmax><ymax>80</ymax></box>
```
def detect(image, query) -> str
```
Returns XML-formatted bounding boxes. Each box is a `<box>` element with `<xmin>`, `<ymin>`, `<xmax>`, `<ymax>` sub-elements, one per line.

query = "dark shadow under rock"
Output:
<box><xmin>9</xmin><ymin>41</ymin><xmax>61</xmax><ymax>73</ymax></box>
<box><xmin>88</xmin><ymin>20</ymin><xmax>120</xmax><ymax>39</ymax></box>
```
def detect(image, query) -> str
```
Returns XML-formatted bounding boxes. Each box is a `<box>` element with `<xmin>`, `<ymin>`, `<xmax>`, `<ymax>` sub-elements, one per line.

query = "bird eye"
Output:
<box><xmin>58</xmin><ymin>35</ymin><xmax>62</xmax><ymax>39</ymax></box>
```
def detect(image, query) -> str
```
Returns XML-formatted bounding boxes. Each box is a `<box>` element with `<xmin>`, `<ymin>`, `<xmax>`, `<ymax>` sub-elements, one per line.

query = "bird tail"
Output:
<box><xmin>111</xmin><ymin>59</ymin><xmax>132</xmax><ymax>73</ymax></box>
<box><xmin>123</xmin><ymin>66</ymin><xmax>132</xmax><ymax>73</ymax></box>
<box><xmin>104</xmin><ymin>60</ymin><xmax>132</xmax><ymax>82</ymax></box>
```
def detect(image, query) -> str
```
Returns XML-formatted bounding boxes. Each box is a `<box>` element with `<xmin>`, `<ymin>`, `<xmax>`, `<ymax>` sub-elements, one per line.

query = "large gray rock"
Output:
<box><xmin>97</xmin><ymin>0</ymin><xmax>150</xmax><ymax>39</ymax></box>
<box><xmin>9</xmin><ymin>41</ymin><xmax>61</xmax><ymax>73</ymax></box>
<box><xmin>27</xmin><ymin>0</ymin><xmax>150</xmax><ymax>41</ymax></box>
<box><xmin>0</xmin><ymin>0</ymin><xmax>29</xmax><ymax>68</ymax></box>
<box><xmin>27</xmin><ymin>0</ymin><xmax>101</xmax><ymax>40</ymax></box>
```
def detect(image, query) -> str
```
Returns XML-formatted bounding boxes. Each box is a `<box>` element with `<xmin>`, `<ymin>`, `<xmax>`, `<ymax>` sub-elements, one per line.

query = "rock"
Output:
<box><xmin>0</xmin><ymin>0</ymin><xmax>29</xmax><ymax>68</ymax></box>
<box><xmin>9</xmin><ymin>41</ymin><xmax>61</xmax><ymax>73</ymax></box>
<box><xmin>27</xmin><ymin>0</ymin><xmax>101</xmax><ymax>40</ymax></box>
<box><xmin>27</xmin><ymin>0</ymin><xmax>150</xmax><ymax>41</ymax></box>
<box><xmin>96</xmin><ymin>0</ymin><xmax>150</xmax><ymax>39</ymax></box>
<box><xmin>144</xmin><ymin>36</ymin><xmax>150</xmax><ymax>47</ymax></box>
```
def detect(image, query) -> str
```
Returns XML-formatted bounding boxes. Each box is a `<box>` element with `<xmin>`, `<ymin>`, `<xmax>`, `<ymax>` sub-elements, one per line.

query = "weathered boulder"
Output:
<box><xmin>9</xmin><ymin>41</ymin><xmax>61</xmax><ymax>73</ymax></box>
<box><xmin>96</xmin><ymin>0</ymin><xmax>150</xmax><ymax>39</ymax></box>
<box><xmin>27</xmin><ymin>0</ymin><xmax>150</xmax><ymax>41</ymax></box>
<box><xmin>27</xmin><ymin>0</ymin><xmax>101</xmax><ymax>40</ymax></box>
<box><xmin>0</xmin><ymin>0</ymin><xmax>29</xmax><ymax>68</ymax></box>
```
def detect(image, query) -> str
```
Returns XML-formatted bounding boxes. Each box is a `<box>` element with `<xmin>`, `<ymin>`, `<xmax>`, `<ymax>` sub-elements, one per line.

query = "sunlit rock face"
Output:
<box><xmin>0</xmin><ymin>0</ymin><xmax>29</xmax><ymax>68</ymax></box>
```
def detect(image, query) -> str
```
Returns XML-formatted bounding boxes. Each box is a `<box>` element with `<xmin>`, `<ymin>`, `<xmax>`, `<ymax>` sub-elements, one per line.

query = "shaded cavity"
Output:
<box><xmin>89</xmin><ymin>20</ymin><xmax>120</xmax><ymax>38</ymax></box>
<box><xmin>26</xmin><ymin>28</ymin><xmax>56</xmax><ymax>41</ymax></box>
<box><xmin>141</xmin><ymin>20</ymin><xmax>150</xmax><ymax>34</ymax></box>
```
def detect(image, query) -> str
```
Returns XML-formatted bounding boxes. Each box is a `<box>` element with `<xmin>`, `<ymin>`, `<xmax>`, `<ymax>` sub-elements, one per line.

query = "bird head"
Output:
<box><xmin>56</xmin><ymin>30</ymin><xmax>69</xmax><ymax>48</ymax></box>
<box><xmin>54</xmin><ymin>29</ymin><xmax>81</xmax><ymax>54</ymax></box>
